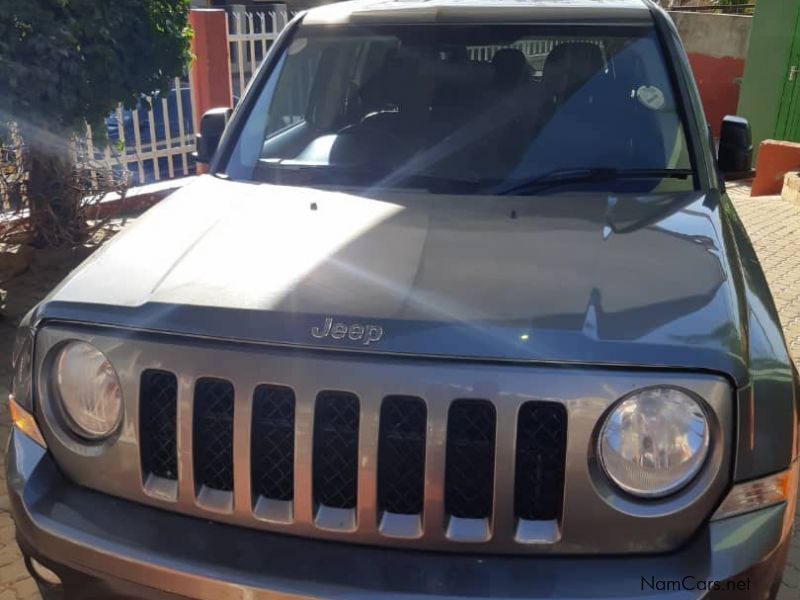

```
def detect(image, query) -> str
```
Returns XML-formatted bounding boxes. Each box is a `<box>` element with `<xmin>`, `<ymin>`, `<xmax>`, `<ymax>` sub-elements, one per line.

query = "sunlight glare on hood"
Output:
<box><xmin>148</xmin><ymin>184</ymin><xmax>408</xmax><ymax>310</ymax></box>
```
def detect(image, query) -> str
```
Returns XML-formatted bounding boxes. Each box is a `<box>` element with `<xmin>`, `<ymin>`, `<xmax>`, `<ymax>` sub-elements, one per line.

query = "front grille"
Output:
<box><xmin>313</xmin><ymin>392</ymin><xmax>360</xmax><ymax>509</ymax></box>
<box><xmin>514</xmin><ymin>402</ymin><xmax>568</xmax><ymax>520</ymax></box>
<box><xmin>139</xmin><ymin>370</ymin><xmax>178</xmax><ymax>481</ymax></box>
<box><xmin>445</xmin><ymin>400</ymin><xmax>497</xmax><ymax>519</ymax></box>
<box><xmin>137</xmin><ymin>367</ymin><xmax>569</xmax><ymax>549</ymax></box>
<box><xmin>193</xmin><ymin>378</ymin><xmax>235</xmax><ymax>492</ymax></box>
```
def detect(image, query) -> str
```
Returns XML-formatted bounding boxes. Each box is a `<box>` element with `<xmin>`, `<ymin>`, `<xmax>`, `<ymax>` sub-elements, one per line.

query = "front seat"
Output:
<box><xmin>511</xmin><ymin>41</ymin><xmax>667</xmax><ymax>184</ymax></box>
<box><xmin>492</xmin><ymin>48</ymin><xmax>531</xmax><ymax>90</ymax></box>
<box><xmin>541</xmin><ymin>42</ymin><xmax>606</xmax><ymax>106</ymax></box>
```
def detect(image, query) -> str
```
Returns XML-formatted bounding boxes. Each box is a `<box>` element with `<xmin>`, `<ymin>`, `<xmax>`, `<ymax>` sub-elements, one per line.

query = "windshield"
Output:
<box><xmin>224</xmin><ymin>23</ymin><xmax>696</xmax><ymax>195</ymax></box>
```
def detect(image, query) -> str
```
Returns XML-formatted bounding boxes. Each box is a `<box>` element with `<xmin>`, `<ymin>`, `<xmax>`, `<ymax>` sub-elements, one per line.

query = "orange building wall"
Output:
<box><xmin>687</xmin><ymin>53</ymin><xmax>746</xmax><ymax>137</ymax></box>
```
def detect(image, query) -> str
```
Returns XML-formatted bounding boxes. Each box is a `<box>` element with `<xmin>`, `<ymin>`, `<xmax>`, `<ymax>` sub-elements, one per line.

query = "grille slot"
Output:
<box><xmin>378</xmin><ymin>396</ymin><xmax>426</xmax><ymax>515</ymax></box>
<box><xmin>193</xmin><ymin>378</ymin><xmax>235</xmax><ymax>492</ymax></box>
<box><xmin>445</xmin><ymin>400</ymin><xmax>496</xmax><ymax>519</ymax></box>
<box><xmin>251</xmin><ymin>385</ymin><xmax>295</xmax><ymax>502</ymax></box>
<box><xmin>514</xmin><ymin>402</ymin><xmax>568</xmax><ymax>521</ymax></box>
<box><xmin>313</xmin><ymin>392</ymin><xmax>359</xmax><ymax>509</ymax></box>
<box><xmin>139</xmin><ymin>370</ymin><xmax>178</xmax><ymax>481</ymax></box>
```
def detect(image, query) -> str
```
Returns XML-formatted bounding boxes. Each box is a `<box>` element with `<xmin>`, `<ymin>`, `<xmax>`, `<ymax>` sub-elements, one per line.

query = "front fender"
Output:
<box><xmin>723</xmin><ymin>197</ymin><xmax>798</xmax><ymax>481</ymax></box>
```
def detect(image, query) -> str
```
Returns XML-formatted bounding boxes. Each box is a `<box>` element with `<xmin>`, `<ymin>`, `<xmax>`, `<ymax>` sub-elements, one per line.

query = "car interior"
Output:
<box><xmin>247</xmin><ymin>27</ymin><xmax>692</xmax><ymax>191</ymax></box>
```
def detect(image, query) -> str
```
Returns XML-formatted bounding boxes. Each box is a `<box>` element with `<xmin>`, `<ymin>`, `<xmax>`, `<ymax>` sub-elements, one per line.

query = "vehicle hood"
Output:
<box><xmin>40</xmin><ymin>175</ymin><xmax>747</xmax><ymax>380</ymax></box>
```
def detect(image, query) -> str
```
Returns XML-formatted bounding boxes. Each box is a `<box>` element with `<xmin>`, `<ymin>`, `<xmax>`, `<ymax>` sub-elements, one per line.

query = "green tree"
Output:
<box><xmin>0</xmin><ymin>0</ymin><xmax>192</xmax><ymax>246</ymax></box>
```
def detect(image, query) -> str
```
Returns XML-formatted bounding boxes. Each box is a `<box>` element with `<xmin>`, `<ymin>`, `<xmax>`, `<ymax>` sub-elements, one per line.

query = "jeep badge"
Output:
<box><xmin>311</xmin><ymin>317</ymin><xmax>384</xmax><ymax>345</ymax></box>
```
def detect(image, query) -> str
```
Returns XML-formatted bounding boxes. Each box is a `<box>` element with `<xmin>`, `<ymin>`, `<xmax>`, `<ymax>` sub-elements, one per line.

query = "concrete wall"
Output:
<box><xmin>670</xmin><ymin>11</ymin><xmax>753</xmax><ymax>136</ymax></box>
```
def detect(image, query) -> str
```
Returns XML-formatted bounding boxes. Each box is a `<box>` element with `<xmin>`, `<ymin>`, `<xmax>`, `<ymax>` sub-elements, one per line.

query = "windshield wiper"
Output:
<box><xmin>498</xmin><ymin>168</ymin><xmax>694</xmax><ymax>196</ymax></box>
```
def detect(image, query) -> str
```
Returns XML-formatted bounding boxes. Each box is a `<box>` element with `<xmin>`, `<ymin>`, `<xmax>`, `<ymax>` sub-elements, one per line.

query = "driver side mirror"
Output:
<box><xmin>194</xmin><ymin>107</ymin><xmax>232</xmax><ymax>164</ymax></box>
<box><xmin>718</xmin><ymin>115</ymin><xmax>753</xmax><ymax>180</ymax></box>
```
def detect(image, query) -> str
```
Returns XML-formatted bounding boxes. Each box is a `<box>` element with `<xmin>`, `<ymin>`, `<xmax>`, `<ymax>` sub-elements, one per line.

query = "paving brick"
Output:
<box><xmin>13</xmin><ymin>578</ymin><xmax>39</xmax><ymax>598</ymax></box>
<box><xmin>0</xmin><ymin>562</ymin><xmax>30</xmax><ymax>585</ymax></box>
<box><xmin>0</xmin><ymin>545</ymin><xmax>22</xmax><ymax>568</ymax></box>
<box><xmin>0</xmin><ymin>525</ymin><xmax>16</xmax><ymax>547</ymax></box>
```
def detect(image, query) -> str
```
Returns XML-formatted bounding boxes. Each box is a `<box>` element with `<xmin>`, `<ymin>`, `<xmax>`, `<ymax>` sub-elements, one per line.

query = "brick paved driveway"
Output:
<box><xmin>0</xmin><ymin>187</ymin><xmax>798</xmax><ymax>599</ymax></box>
<box><xmin>727</xmin><ymin>184</ymin><xmax>800</xmax><ymax>599</ymax></box>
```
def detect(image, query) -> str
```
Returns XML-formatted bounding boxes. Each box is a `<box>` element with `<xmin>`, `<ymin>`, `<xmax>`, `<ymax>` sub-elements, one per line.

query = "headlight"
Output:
<box><xmin>53</xmin><ymin>341</ymin><xmax>123</xmax><ymax>440</ymax></box>
<box><xmin>598</xmin><ymin>387</ymin><xmax>710</xmax><ymax>498</ymax></box>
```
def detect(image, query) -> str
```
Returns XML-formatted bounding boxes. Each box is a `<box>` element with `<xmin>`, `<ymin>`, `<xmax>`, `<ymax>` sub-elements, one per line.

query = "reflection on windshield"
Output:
<box><xmin>226</xmin><ymin>24</ymin><xmax>695</xmax><ymax>195</ymax></box>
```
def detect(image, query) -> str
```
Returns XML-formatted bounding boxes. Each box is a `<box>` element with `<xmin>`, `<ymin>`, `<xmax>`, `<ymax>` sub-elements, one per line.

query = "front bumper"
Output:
<box><xmin>7</xmin><ymin>431</ymin><xmax>793</xmax><ymax>600</ymax></box>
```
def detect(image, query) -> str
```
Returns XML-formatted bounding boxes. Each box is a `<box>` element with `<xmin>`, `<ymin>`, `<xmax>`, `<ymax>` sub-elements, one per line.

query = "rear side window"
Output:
<box><xmin>226</xmin><ymin>24</ymin><xmax>695</xmax><ymax>195</ymax></box>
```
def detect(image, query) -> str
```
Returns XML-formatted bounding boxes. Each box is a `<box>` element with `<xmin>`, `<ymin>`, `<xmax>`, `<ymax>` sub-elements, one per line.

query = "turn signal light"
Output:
<box><xmin>712</xmin><ymin>461</ymin><xmax>799</xmax><ymax>521</ymax></box>
<box><xmin>9</xmin><ymin>395</ymin><xmax>46</xmax><ymax>448</ymax></box>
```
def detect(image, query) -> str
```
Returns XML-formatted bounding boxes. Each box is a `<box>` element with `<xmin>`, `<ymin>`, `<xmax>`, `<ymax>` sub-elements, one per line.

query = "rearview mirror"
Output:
<box><xmin>718</xmin><ymin>115</ymin><xmax>753</xmax><ymax>180</ymax></box>
<box><xmin>194</xmin><ymin>107</ymin><xmax>232</xmax><ymax>164</ymax></box>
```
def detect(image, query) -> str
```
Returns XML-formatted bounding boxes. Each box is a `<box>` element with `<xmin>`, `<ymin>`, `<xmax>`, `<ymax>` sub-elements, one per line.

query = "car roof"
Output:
<box><xmin>302</xmin><ymin>0</ymin><xmax>655</xmax><ymax>26</ymax></box>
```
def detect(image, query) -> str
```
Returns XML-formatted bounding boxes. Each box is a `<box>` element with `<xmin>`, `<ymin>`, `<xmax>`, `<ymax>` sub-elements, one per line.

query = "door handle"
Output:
<box><xmin>790</xmin><ymin>65</ymin><xmax>799</xmax><ymax>82</ymax></box>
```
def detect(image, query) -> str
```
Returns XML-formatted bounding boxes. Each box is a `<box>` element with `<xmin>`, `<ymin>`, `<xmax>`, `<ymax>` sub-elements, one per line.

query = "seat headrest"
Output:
<box><xmin>543</xmin><ymin>42</ymin><xmax>605</xmax><ymax>100</ymax></box>
<box><xmin>492</xmin><ymin>48</ymin><xmax>529</xmax><ymax>88</ymax></box>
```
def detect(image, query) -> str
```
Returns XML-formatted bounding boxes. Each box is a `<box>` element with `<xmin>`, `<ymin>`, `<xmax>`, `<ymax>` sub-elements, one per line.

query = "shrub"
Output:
<box><xmin>0</xmin><ymin>0</ymin><xmax>192</xmax><ymax>246</ymax></box>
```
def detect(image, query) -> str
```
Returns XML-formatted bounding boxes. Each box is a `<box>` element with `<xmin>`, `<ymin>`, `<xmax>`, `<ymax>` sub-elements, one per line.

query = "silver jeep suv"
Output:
<box><xmin>7</xmin><ymin>0</ymin><xmax>799</xmax><ymax>598</ymax></box>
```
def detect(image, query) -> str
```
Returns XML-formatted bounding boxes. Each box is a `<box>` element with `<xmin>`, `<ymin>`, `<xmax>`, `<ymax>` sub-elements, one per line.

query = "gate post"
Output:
<box><xmin>189</xmin><ymin>9</ymin><xmax>233</xmax><ymax>134</ymax></box>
